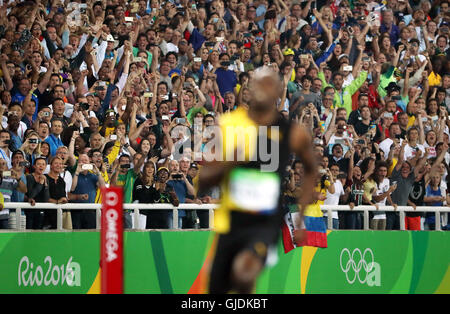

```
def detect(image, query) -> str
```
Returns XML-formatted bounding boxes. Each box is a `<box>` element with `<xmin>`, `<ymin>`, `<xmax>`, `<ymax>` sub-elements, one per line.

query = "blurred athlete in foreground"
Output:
<box><xmin>198</xmin><ymin>68</ymin><xmax>317</xmax><ymax>294</ymax></box>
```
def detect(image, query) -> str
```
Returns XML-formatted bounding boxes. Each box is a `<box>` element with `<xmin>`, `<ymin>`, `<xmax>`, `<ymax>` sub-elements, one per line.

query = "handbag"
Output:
<box><xmin>63</xmin><ymin>211</ymin><xmax>72</xmax><ymax>230</ymax></box>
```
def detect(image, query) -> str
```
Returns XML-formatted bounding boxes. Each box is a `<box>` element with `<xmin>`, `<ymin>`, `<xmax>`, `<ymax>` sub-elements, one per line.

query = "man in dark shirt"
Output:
<box><xmin>46</xmin><ymin>156</ymin><xmax>67</xmax><ymax>205</ymax></box>
<box><xmin>26</xmin><ymin>157</ymin><xmax>50</xmax><ymax>229</ymax></box>
<box><xmin>354</xmin><ymin>105</ymin><xmax>373</xmax><ymax>136</ymax></box>
<box><xmin>389</xmin><ymin>141</ymin><xmax>427</xmax><ymax>230</ymax></box>
<box><xmin>146</xmin><ymin>167</ymin><xmax>179</xmax><ymax>229</ymax></box>
<box><xmin>380</xmin><ymin>9</ymin><xmax>400</xmax><ymax>46</ymax></box>
<box><xmin>328</xmin><ymin>143</ymin><xmax>350</xmax><ymax>174</ymax></box>
<box><xmin>34</xmin><ymin>73</ymin><xmax>64</xmax><ymax>110</ymax></box>
<box><xmin>44</xmin><ymin>156</ymin><xmax>67</xmax><ymax>228</ymax></box>
<box><xmin>348</xmin><ymin>93</ymin><xmax>370</xmax><ymax>126</ymax></box>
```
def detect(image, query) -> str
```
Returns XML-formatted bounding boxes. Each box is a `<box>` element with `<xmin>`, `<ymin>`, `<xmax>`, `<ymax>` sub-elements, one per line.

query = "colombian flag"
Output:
<box><xmin>282</xmin><ymin>203</ymin><xmax>327</xmax><ymax>254</ymax></box>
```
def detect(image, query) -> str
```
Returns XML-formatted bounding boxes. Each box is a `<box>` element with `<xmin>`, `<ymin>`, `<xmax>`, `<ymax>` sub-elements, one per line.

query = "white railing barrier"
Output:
<box><xmin>2</xmin><ymin>202</ymin><xmax>219</xmax><ymax>231</ymax></box>
<box><xmin>321</xmin><ymin>205</ymin><xmax>449</xmax><ymax>231</ymax></box>
<box><xmin>1</xmin><ymin>203</ymin><xmax>448</xmax><ymax>231</ymax></box>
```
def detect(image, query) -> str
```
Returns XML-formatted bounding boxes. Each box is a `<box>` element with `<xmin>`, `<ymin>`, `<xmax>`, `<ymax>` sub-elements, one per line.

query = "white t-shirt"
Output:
<box><xmin>342</xmin><ymin>73</ymin><xmax>354</xmax><ymax>88</ymax></box>
<box><xmin>400</xmin><ymin>51</ymin><xmax>426</xmax><ymax>64</ymax></box>
<box><xmin>374</xmin><ymin>178</ymin><xmax>390</xmax><ymax>219</ymax></box>
<box><xmin>328</xmin><ymin>133</ymin><xmax>352</xmax><ymax>155</ymax></box>
<box><xmin>422</xmin><ymin>142</ymin><xmax>438</xmax><ymax>159</ymax></box>
<box><xmin>1</xmin><ymin>119</ymin><xmax>27</xmax><ymax>141</ymax></box>
<box><xmin>323</xmin><ymin>180</ymin><xmax>344</xmax><ymax>219</ymax></box>
<box><xmin>404</xmin><ymin>143</ymin><xmax>425</xmax><ymax>161</ymax></box>
<box><xmin>379</xmin><ymin>138</ymin><xmax>395</xmax><ymax>160</ymax></box>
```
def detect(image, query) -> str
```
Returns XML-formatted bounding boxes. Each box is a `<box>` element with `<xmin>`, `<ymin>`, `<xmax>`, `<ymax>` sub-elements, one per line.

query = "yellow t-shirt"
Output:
<box><xmin>95</xmin><ymin>170</ymin><xmax>110</xmax><ymax>204</ymax></box>
<box><xmin>407</xmin><ymin>115</ymin><xmax>416</xmax><ymax>130</ymax></box>
<box><xmin>363</xmin><ymin>179</ymin><xmax>377</xmax><ymax>202</ymax></box>
<box><xmin>388</xmin><ymin>158</ymin><xmax>398</xmax><ymax>176</ymax></box>
<box><xmin>428</xmin><ymin>72</ymin><xmax>442</xmax><ymax>86</ymax></box>
<box><xmin>213</xmin><ymin>108</ymin><xmax>282</xmax><ymax>234</ymax></box>
<box><xmin>304</xmin><ymin>181</ymin><xmax>329</xmax><ymax>217</ymax></box>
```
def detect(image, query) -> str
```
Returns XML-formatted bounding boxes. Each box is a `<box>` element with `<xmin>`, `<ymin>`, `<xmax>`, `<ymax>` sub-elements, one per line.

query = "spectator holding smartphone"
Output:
<box><xmin>0</xmin><ymin>129</ymin><xmax>13</xmax><ymax>168</ymax></box>
<box><xmin>19</xmin><ymin>131</ymin><xmax>42</xmax><ymax>172</ymax></box>
<box><xmin>379</xmin><ymin>122</ymin><xmax>403</xmax><ymax>160</ymax></box>
<box><xmin>323</xmin><ymin>163</ymin><xmax>344</xmax><ymax>229</ymax></box>
<box><xmin>0</xmin><ymin>157</ymin><xmax>27</xmax><ymax>229</ymax></box>
<box><xmin>10</xmin><ymin>150</ymin><xmax>28</xmax><ymax>203</ymax></box>
<box><xmin>133</xmin><ymin>160</ymin><xmax>159</xmax><ymax>229</ymax></box>
<box><xmin>70</xmin><ymin>153</ymin><xmax>105</xmax><ymax>229</ymax></box>
<box><xmin>152</xmin><ymin>167</ymin><xmax>180</xmax><ymax>229</ymax></box>
<box><xmin>110</xmin><ymin>153</ymin><xmax>145</xmax><ymax>228</ymax></box>
<box><xmin>167</xmin><ymin>159</ymin><xmax>196</xmax><ymax>228</ymax></box>
<box><xmin>340</xmin><ymin>164</ymin><xmax>365</xmax><ymax>230</ymax></box>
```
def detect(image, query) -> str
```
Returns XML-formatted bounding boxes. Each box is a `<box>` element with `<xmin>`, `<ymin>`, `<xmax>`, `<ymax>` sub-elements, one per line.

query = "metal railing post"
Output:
<box><xmin>435</xmin><ymin>210</ymin><xmax>441</xmax><ymax>231</ymax></box>
<box><xmin>15</xmin><ymin>207</ymin><xmax>22</xmax><ymax>230</ymax></box>
<box><xmin>327</xmin><ymin>209</ymin><xmax>332</xmax><ymax>229</ymax></box>
<box><xmin>173</xmin><ymin>208</ymin><xmax>178</xmax><ymax>229</ymax></box>
<box><xmin>134</xmin><ymin>208</ymin><xmax>140</xmax><ymax>230</ymax></box>
<box><xmin>399</xmin><ymin>209</ymin><xmax>406</xmax><ymax>231</ymax></box>
<box><xmin>363</xmin><ymin>209</ymin><xmax>369</xmax><ymax>230</ymax></box>
<box><xmin>96</xmin><ymin>207</ymin><xmax>101</xmax><ymax>230</ymax></box>
<box><xmin>209</xmin><ymin>208</ymin><xmax>214</xmax><ymax>229</ymax></box>
<box><xmin>56</xmin><ymin>207</ymin><xmax>63</xmax><ymax>230</ymax></box>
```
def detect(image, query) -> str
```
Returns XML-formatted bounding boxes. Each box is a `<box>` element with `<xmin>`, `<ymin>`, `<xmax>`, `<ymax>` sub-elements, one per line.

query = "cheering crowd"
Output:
<box><xmin>0</xmin><ymin>0</ymin><xmax>448</xmax><ymax>231</ymax></box>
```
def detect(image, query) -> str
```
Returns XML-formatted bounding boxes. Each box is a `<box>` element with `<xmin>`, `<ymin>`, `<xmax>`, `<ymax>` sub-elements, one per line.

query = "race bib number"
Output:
<box><xmin>229</xmin><ymin>168</ymin><xmax>280</xmax><ymax>213</ymax></box>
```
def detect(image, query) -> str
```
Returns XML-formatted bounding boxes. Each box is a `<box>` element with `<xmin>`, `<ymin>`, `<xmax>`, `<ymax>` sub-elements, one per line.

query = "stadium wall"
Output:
<box><xmin>0</xmin><ymin>231</ymin><xmax>448</xmax><ymax>294</ymax></box>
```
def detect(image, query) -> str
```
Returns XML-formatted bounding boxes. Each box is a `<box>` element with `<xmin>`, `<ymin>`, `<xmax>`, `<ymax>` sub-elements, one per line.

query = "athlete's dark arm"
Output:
<box><xmin>197</xmin><ymin>161</ymin><xmax>236</xmax><ymax>194</ymax></box>
<box><xmin>289</xmin><ymin>123</ymin><xmax>318</xmax><ymax>213</ymax></box>
<box><xmin>288</xmin><ymin>123</ymin><xmax>317</xmax><ymax>243</ymax></box>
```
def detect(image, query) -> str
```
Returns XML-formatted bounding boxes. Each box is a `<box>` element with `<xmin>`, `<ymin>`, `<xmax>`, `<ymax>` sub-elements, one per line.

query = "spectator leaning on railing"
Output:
<box><xmin>389</xmin><ymin>140</ymin><xmax>428</xmax><ymax>230</ymax></box>
<box><xmin>110</xmin><ymin>152</ymin><xmax>145</xmax><ymax>229</ymax></box>
<box><xmin>0</xmin><ymin>155</ymin><xmax>26</xmax><ymax>228</ymax></box>
<box><xmin>70</xmin><ymin>153</ymin><xmax>105</xmax><ymax>229</ymax></box>
<box><xmin>25</xmin><ymin>156</ymin><xmax>50</xmax><ymax>229</ymax></box>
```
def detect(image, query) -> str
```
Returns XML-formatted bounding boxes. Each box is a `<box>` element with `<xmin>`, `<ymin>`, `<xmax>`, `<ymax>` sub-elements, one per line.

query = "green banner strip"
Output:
<box><xmin>0</xmin><ymin>231</ymin><xmax>448</xmax><ymax>294</ymax></box>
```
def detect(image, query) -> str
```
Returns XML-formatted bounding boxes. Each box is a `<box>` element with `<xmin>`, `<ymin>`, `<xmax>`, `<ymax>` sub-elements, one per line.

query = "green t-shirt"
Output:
<box><xmin>133</xmin><ymin>47</ymin><xmax>153</xmax><ymax>69</ymax></box>
<box><xmin>117</xmin><ymin>169</ymin><xmax>138</xmax><ymax>204</ymax></box>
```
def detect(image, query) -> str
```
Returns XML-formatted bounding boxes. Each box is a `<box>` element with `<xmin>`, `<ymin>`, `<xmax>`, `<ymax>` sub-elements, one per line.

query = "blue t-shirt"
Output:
<box><xmin>189</xmin><ymin>28</ymin><xmax>205</xmax><ymax>52</ymax></box>
<box><xmin>11</xmin><ymin>91</ymin><xmax>39</xmax><ymax>120</ymax></box>
<box><xmin>167</xmin><ymin>179</ymin><xmax>187</xmax><ymax>217</ymax></box>
<box><xmin>425</xmin><ymin>185</ymin><xmax>443</xmax><ymax>206</ymax></box>
<box><xmin>425</xmin><ymin>185</ymin><xmax>443</xmax><ymax>225</ymax></box>
<box><xmin>215</xmin><ymin>68</ymin><xmax>237</xmax><ymax>97</ymax></box>
<box><xmin>72</xmin><ymin>172</ymin><xmax>98</xmax><ymax>203</ymax></box>
<box><xmin>256</xmin><ymin>5</ymin><xmax>267</xmax><ymax>30</ymax></box>
<box><xmin>45</xmin><ymin>134</ymin><xmax>64</xmax><ymax>157</ymax></box>
<box><xmin>11</xmin><ymin>174</ymin><xmax>26</xmax><ymax>202</ymax></box>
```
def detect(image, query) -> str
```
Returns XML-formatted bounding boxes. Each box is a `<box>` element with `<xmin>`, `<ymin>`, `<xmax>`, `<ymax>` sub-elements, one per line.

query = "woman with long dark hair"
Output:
<box><xmin>133</xmin><ymin>160</ymin><xmax>159</xmax><ymax>229</ymax></box>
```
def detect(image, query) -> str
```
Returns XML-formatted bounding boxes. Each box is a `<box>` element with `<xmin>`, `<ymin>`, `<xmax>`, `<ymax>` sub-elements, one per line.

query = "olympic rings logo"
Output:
<box><xmin>339</xmin><ymin>248</ymin><xmax>375</xmax><ymax>285</ymax></box>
